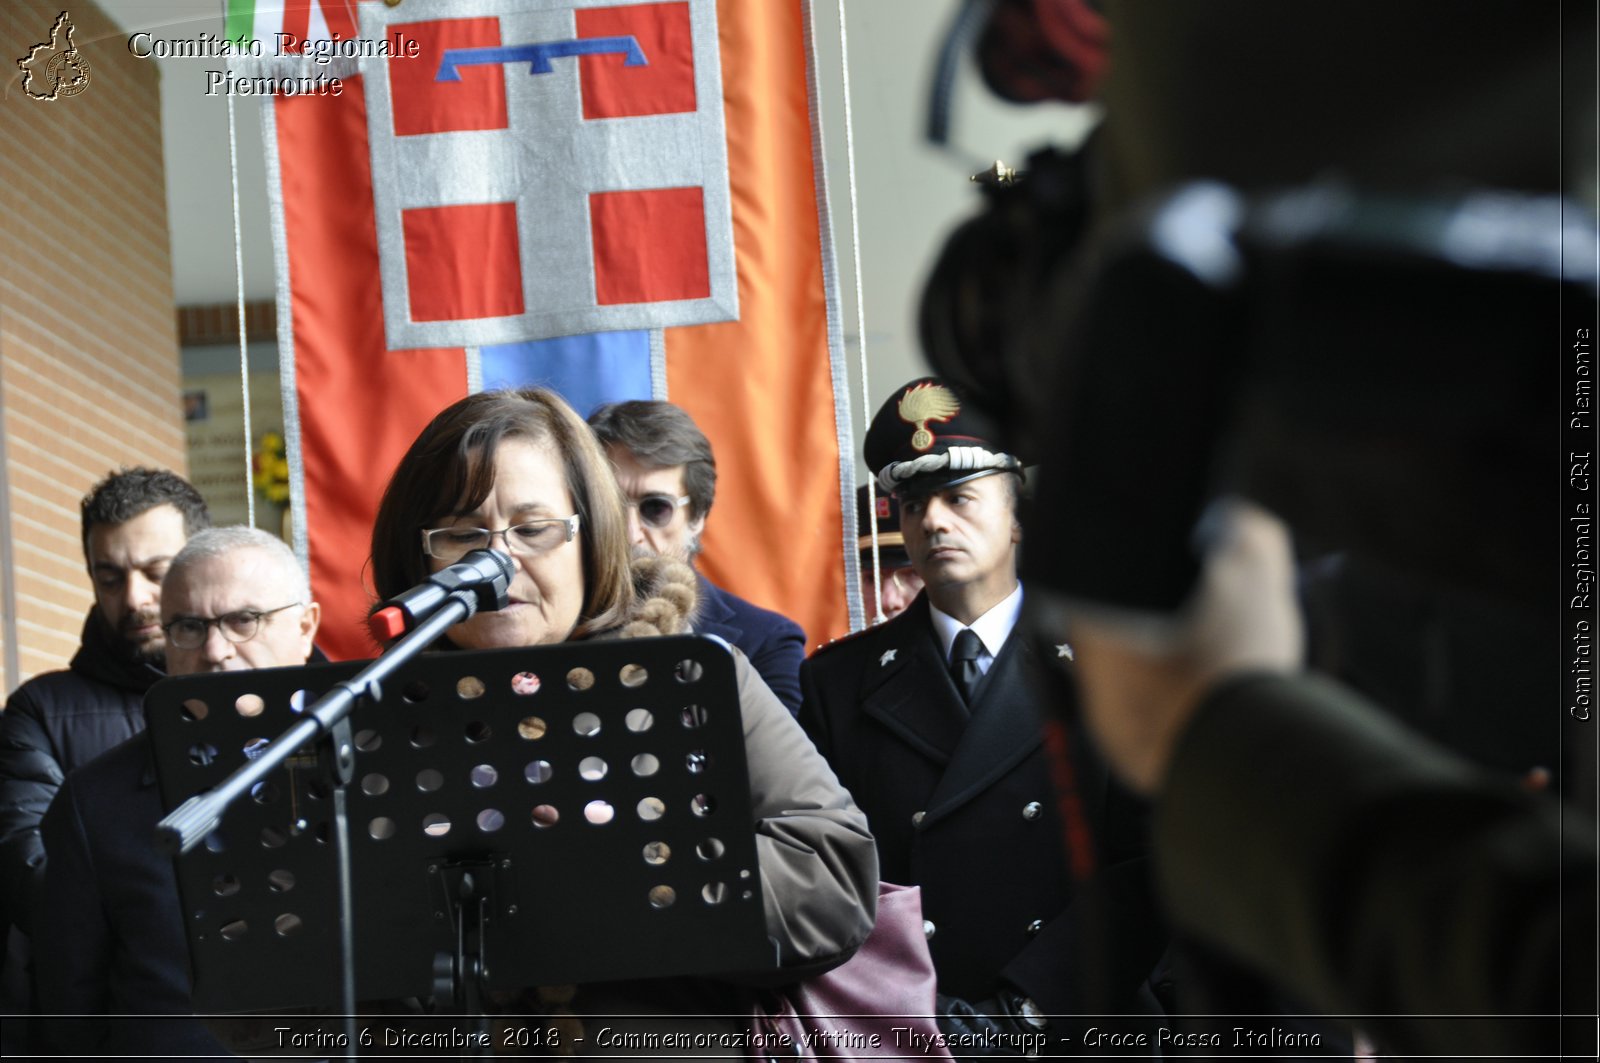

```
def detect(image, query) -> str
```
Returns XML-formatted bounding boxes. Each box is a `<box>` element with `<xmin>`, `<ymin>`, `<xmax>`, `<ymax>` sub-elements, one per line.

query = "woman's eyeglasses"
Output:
<box><xmin>422</xmin><ymin>515</ymin><xmax>581</xmax><ymax>563</ymax></box>
<box><xmin>163</xmin><ymin>603</ymin><xmax>302</xmax><ymax>650</ymax></box>
<box><xmin>627</xmin><ymin>493</ymin><xmax>692</xmax><ymax>530</ymax></box>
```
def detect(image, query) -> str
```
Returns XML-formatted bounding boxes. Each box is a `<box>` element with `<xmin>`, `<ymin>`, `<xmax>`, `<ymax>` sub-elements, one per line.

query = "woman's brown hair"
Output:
<box><xmin>370</xmin><ymin>388</ymin><xmax>632</xmax><ymax>640</ymax></box>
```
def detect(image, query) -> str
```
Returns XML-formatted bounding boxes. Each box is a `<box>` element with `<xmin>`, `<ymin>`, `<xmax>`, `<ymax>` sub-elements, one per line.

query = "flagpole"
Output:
<box><xmin>224</xmin><ymin>78</ymin><xmax>255</xmax><ymax>529</ymax></box>
<box><xmin>834</xmin><ymin>0</ymin><xmax>885</xmax><ymax>625</ymax></box>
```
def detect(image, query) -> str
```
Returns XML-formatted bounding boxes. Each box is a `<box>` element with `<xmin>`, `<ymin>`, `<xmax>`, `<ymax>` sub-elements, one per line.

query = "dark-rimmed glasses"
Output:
<box><xmin>421</xmin><ymin>515</ymin><xmax>581</xmax><ymax>563</ymax></box>
<box><xmin>163</xmin><ymin>603</ymin><xmax>303</xmax><ymax>650</ymax></box>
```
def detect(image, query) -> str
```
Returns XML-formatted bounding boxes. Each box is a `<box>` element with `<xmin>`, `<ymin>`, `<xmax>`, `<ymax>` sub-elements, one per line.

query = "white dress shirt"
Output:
<box><xmin>929</xmin><ymin>582</ymin><xmax>1023</xmax><ymax>678</ymax></box>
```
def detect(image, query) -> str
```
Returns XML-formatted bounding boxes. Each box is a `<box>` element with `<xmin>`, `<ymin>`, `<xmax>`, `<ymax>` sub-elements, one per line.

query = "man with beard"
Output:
<box><xmin>0</xmin><ymin>468</ymin><xmax>207</xmax><ymax>1029</ymax></box>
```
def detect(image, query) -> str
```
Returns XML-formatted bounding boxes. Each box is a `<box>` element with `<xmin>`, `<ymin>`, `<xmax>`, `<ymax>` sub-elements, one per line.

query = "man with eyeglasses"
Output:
<box><xmin>588</xmin><ymin>400</ymin><xmax>806</xmax><ymax>715</ymax></box>
<box><xmin>0</xmin><ymin>469</ymin><xmax>207</xmax><ymax>1045</ymax></box>
<box><xmin>34</xmin><ymin>526</ymin><xmax>319</xmax><ymax>1056</ymax></box>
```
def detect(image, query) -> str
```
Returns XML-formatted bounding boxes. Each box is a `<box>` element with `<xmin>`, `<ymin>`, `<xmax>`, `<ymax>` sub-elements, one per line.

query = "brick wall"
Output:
<box><xmin>0</xmin><ymin>0</ymin><xmax>185</xmax><ymax>693</ymax></box>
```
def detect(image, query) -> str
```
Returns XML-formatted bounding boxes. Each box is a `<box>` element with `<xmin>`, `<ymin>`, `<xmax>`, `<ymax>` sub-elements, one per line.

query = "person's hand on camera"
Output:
<box><xmin>1060</xmin><ymin>500</ymin><xmax>1302</xmax><ymax>795</ymax></box>
<box><xmin>935</xmin><ymin>990</ymin><xmax>1045</xmax><ymax>1057</ymax></box>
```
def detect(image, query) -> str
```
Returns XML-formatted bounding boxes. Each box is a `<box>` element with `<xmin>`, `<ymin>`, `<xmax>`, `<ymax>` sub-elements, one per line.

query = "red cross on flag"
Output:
<box><xmin>361</xmin><ymin>0</ymin><xmax>739</xmax><ymax>349</ymax></box>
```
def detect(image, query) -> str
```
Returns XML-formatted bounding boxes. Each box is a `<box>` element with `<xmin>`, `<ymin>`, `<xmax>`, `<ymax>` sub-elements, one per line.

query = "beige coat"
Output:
<box><xmin>531</xmin><ymin>557</ymin><xmax>879</xmax><ymax>1057</ymax></box>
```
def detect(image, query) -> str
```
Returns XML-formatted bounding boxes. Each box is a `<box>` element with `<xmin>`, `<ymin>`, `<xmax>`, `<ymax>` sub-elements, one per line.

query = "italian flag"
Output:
<box><xmin>225</xmin><ymin>0</ymin><xmax>357</xmax><ymax>49</ymax></box>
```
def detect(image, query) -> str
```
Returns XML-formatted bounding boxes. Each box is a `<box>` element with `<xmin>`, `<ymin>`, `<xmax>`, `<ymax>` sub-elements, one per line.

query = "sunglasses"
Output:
<box><xmin>627</xmin><ymin>493</ymin><xmax>692</xmax><ymax>529</ymax></box>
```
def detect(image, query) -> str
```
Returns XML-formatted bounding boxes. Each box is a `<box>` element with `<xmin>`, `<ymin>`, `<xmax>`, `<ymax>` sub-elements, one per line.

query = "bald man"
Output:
<box><xmin>35</xmin><ymin>527</ymin><xmax>319</xmax><ymax>1057</ymax></box>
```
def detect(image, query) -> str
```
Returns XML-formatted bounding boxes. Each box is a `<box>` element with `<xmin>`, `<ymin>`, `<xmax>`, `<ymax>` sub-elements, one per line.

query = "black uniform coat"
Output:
<box><xmin>798</xmin><ymin>594</ymin><xmax>1165</xmax><ymax>1017</ymax></box>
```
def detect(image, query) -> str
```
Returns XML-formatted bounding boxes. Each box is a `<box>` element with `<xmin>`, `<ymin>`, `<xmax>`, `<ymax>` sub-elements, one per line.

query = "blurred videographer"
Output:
<box><xmin>920</xmin><ymin>1</ymin><xmax>1597</xmax><ymax>1056</ymax></box>
<box><xmin>1033</xmin><ymin>501</ymin><xmax>1596</xmax><ymax>1058</ymax></box>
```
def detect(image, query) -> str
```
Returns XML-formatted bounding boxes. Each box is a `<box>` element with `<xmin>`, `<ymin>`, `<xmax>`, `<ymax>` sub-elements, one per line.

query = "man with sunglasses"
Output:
<box><xmin>588</xmin><ymin>400</ymin><xmax>807</xmax><ymax>715</ymax></box>
<box><xmin>35</xmin><ymin>526</ymin><xmax>319</xmax><ymax>1056</ymax></box>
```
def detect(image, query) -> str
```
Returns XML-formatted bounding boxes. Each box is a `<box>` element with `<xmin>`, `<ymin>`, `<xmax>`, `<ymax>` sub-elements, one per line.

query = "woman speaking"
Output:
<box><xmin>369</xmin><ymin>387</ymin><xmax>877</xmax><ymax>1050</ymax></box>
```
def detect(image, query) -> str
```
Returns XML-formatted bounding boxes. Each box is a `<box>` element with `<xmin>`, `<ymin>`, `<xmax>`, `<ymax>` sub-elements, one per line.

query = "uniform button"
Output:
<box><xmin>911</xmin><ymin>811</ymin><xmax>925</xmax><ymax>827</ymax></box>
<box><xmin>923</xmin><ymin>919</ymin><xmax>936</xmax><ymax>940</ymax></box>
<box><xmin>1026</xmin><ymin>919</ymin><xmax>1044</xmax><ymax>936</ymax></box>
<box><xmin>1022</xmin><ymin>801</ymin><xmax>1043</xmax><ymax>821</ymax></box>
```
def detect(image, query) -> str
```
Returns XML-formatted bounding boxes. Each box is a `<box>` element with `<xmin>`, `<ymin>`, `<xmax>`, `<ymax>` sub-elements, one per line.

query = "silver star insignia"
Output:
<box><xmin>879</xmin><ymin>649</ymin><xmax>898</xmax><ymax>667</ymax></box>
<box><xmin>1056</xmin><ymin>643</ymin><xmax>1074</xmax><ymax>661</ymax></box>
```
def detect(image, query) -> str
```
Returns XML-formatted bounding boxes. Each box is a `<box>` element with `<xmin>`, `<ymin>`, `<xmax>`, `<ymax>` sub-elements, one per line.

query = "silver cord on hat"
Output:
<box><xmin>877</xmin><ymin>448</ymin><xmax>1023</xmax><ymax>492</ymax></box>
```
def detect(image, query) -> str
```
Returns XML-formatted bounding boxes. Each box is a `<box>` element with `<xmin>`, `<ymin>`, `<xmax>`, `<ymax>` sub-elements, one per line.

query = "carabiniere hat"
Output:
<box><xmin>864</xmin><ymin>376</ymin><xmax>1023</xmax><ymax>496</ymax></box>
<box><xmin>856</xmin><ymin>484</ymin><xmax>910</xmax><ymax>566</ymax></box>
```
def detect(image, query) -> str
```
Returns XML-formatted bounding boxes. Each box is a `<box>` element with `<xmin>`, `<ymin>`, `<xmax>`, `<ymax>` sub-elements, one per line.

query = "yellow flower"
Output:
<box><xmin>253</xmin><ymin>431</ymin><xmax>290</xmax><ymax>505</ymax></box>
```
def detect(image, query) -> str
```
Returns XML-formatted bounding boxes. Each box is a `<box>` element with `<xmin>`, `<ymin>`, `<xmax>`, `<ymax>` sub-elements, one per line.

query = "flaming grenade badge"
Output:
<box><xmin>897</xmin><ymin>383</ymin><xmax>960</xmax><ymax>452</ymax></box>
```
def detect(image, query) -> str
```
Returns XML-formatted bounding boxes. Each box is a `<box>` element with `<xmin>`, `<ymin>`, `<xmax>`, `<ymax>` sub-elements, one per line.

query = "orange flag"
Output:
<box><xmin>264</xmin><ymin>0</ymin><xmax>857</xmax><ymax>658</ymax></box>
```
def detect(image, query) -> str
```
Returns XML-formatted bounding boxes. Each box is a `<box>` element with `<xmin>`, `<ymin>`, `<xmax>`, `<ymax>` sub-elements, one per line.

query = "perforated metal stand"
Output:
<box><xmin>146</xmin><ymin>635</ymin><xmax>772</xmax><ymax>1015</ymax></box>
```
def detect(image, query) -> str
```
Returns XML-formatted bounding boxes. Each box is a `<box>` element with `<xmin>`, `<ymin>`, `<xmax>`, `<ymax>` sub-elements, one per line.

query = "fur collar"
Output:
<box><xmin>603</xmin><ymin>555</ymin><xmax>700</xmax><ymax>640</ymax></box>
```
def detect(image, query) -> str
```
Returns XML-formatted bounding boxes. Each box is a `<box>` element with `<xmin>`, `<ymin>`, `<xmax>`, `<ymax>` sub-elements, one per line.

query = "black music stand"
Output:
<box><xmin>145</xmin><ymin>634</ymin><xmax>774</xmax><ymax>1015</ymax></box>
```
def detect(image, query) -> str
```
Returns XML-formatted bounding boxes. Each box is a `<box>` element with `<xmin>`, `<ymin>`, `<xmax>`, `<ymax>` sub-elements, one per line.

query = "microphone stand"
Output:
<box><xmin>155</xmin><ymin>551</ymin><xmax>512</xmax><ymax>1057</ymax></box>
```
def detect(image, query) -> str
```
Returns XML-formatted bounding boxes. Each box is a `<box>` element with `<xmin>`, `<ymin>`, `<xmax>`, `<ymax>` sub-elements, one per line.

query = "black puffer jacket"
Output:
<box><xmin>0</xmin><ymin>610</ymin><xmax>161</xmax><ymax>935</ymax></box>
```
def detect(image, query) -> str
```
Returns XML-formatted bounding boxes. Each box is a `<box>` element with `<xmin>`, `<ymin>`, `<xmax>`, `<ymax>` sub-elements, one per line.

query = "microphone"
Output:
<box><xmin>368</xmin><ymin>548</ymin><xmax>514</xmax><ymax>641</ymax></box>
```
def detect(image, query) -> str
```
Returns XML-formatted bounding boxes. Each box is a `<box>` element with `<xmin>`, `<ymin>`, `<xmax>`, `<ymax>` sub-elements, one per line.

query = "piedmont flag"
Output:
<box><xmin>247</xmin><ymin>0</ymin><xmax>858</xmax><ymax>659</ymax></box>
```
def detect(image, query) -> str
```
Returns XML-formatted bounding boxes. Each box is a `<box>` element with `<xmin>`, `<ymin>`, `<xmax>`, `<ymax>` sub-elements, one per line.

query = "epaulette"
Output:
<box><xmin>806</xmin><ymin>620</ymin><xmax>889</xmax><ymax>659</ymax></box>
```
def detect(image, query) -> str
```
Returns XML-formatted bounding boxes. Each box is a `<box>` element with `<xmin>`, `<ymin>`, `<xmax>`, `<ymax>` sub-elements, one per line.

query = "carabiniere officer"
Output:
<box><xmin>799</xmin><ymin>378</ymin><xmax>1169</xmax><ymax>1054</ymax></box>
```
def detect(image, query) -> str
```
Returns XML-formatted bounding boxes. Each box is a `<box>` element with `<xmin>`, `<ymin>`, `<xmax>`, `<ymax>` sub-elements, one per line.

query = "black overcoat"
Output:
<box><xmin>798</xmin><ymin>594</ymin><xmax>1165</xmax><ymax>1016</ymax></box>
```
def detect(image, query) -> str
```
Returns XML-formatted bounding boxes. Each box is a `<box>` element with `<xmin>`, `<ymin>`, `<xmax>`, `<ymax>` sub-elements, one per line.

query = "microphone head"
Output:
<box><xmin>458</xmin><ymin>548</ymin><xmax>514</xmax><ymax>583</ymax></box>
<box><xmin>457</xmin><ymin>548</ymin><xmax>515</xmax><ymax>613</ymax></box>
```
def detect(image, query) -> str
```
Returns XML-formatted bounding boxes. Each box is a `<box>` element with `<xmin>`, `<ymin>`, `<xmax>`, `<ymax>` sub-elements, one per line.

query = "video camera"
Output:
<box><xmin>921</xmin><ymin>151</ymin><xmax>1595</xmax><ymax>612</ymax></box>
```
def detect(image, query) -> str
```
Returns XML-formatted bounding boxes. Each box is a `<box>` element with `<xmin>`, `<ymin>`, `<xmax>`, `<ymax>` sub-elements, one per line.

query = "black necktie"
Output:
<box><xmin>950</xmin><ymin>628</ymin><xmax>983</xmax><ymax>704</ymax></box>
